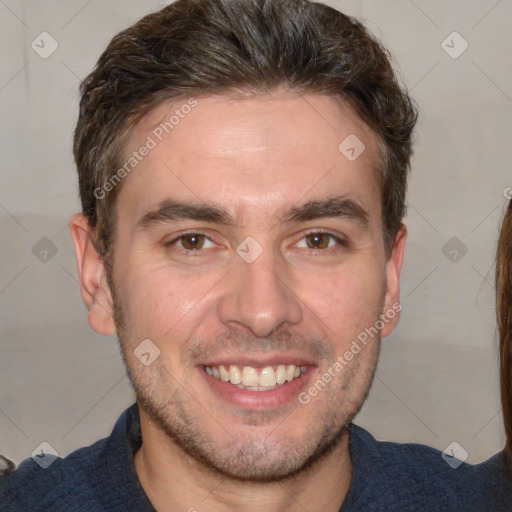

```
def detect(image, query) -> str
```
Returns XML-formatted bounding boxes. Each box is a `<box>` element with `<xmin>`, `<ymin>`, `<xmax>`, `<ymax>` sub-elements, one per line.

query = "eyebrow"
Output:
<box><xmin>136</xmin><ymin>195</ymin><xmax>369</xmax><ymax>231</ymax></box>
<box><xmin>284</xmin><ymin>196</ymin><xmax>369</xmax><ymax>227</ymax></box>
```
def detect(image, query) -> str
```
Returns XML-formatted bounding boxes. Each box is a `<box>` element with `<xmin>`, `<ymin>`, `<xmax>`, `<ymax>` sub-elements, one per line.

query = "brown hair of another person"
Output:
<box><xmin>497</xmin><ymin>198</ymin><xmax>512</xmax><ymax>469</ymax></box>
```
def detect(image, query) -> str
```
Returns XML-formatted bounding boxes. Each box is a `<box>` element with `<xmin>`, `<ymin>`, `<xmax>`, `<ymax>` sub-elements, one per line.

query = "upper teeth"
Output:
<box><xmin>205</xmin><ymin>364</ymin><xmax>307</xmax><ymax>389</ymax></box>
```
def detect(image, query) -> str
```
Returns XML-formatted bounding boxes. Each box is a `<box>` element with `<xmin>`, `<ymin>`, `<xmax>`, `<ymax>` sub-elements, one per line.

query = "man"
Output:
<box><xmin>0</xmin><ymin>0</ymin><xmax>486</xmax><ymax>510</ymax></box>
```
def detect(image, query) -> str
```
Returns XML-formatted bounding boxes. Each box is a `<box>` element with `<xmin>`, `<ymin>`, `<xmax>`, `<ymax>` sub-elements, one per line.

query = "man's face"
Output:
<box><xmin>93</xmin><ymin>90</ymin><xmax>404</xmax><ymax>480</ymax></box>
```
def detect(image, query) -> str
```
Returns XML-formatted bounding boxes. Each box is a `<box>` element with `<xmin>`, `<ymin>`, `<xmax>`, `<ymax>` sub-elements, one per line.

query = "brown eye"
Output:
<box><xmin>165</xmin><ymin>232</ymin><xmax>216</xmax><ymax>253</ymax></box>
<box><xmin>305</xmin><ymin>233</ymin><xmax>331</xmax><ymax>249</ymax></box>
<box><xmin>180</xmin><ymin>234</ymin><xmax>206</xmax><ymax>250</ymax></box>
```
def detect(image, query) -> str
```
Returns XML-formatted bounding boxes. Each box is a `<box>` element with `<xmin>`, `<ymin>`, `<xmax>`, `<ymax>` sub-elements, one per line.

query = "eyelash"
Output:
<box><xmin>165</xmin><ymin>230</ymin><xmax>348</xmax><ymax>253</ymax></box>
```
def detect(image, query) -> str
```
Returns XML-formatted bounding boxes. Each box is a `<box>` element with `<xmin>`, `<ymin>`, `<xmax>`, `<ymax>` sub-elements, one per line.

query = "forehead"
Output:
<box><xmin>115</xmin><ymin>90</ymin><xmax>381</xmax><ymax>227</ymax></box>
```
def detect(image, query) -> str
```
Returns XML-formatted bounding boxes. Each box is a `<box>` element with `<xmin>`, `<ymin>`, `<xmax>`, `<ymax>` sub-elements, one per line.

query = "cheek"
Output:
<box><xmin>116</xmin><ymin>262</ymin><xmax>218</xmax><ymax>342</ymax></box>
<box><xmin>298</xmin><ymin>265</ymin><xmax>385</xmax><ymax>337</ymax></box>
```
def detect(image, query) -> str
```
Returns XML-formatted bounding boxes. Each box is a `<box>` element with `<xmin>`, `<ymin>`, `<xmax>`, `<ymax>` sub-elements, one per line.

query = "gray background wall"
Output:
<box><xmin>0</xmin><ymin>0</ymin><xmax>511</xmax><ymax>466</ymax></box>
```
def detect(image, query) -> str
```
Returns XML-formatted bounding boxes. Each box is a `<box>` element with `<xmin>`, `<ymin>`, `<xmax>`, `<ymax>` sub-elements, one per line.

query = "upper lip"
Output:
<box><xmin>200</xmin><ymin>354</ymin><xmax>317</xmax><ymax>368</ymax></box>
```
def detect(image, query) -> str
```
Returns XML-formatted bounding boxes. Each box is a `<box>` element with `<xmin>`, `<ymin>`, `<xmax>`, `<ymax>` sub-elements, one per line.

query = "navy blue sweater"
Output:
<box><xmin>1</xmin><ymin>404</ymin><xmax>509</xmax><ymax>511</ymax></box>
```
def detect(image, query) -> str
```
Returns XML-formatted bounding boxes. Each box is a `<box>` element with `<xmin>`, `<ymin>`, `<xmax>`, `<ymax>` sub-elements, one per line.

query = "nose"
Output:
<box><xmin>217</xmin><ymin>248</ymin><xmax>303</xmax><ymax>338</ymax></box>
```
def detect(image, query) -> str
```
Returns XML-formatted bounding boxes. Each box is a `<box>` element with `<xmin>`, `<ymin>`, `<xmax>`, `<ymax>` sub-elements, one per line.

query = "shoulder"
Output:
<box><xmin>0</xmin><ymin>437</ymin><xmax>109</xmax><ymax>511</ymax></box>
<box><xmin>344</xmin><ymin>425</ymin><xmax>483</xmax><ymax>511</ymax></box>
<box><xmin>472</xmin><ymin>451</ymin><xmax>512</xmax><ymax>511</ymax></box>
<box><xmin>350</xmin><ymin>424</ymin><xmax>469</xmax><ymax>478</ymax></box>
<box><xmin>0</xmin><ymin>405</ymin><xmax>150</xmax><ymax>512</ymax></box>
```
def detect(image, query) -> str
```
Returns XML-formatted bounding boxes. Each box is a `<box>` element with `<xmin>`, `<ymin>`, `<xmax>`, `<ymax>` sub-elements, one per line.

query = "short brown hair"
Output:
<box><xmin>497</xmin><ymin>200</ymin><xmax>512</xmax><ymax>471</ymax></box>
<box><xmin>73</xmin><ymin>0</ymin><xmax>417</xmax><ymax>267</ymax></box>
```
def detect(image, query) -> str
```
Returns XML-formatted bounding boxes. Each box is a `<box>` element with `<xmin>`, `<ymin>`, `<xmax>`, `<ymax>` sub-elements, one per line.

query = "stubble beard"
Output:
<box><xmin>108</xmin><ymin>275</ymin><xmax>381</xmax><ymax>482</ymax></box>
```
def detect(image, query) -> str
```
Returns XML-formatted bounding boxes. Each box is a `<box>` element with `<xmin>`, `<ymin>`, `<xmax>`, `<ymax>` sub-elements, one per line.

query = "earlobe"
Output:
<box><xmin>381</xmin><ymin>225</ymin><xmax>407</xmax><ymax>338</ymax></box>
<box><xmin>69</xmin><ymin>213</ymin><xmax>117</xmax><ymax>336</ymax></box>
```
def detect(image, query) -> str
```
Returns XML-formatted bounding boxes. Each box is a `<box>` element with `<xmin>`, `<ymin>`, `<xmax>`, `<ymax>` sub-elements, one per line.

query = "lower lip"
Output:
<box><xmin>200</xmin><ymin>367</ymin><xmax>316</xmax><ymax>409</ymax></box>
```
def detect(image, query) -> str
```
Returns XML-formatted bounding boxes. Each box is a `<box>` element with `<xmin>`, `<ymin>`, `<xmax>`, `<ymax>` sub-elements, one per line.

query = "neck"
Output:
<box><xmin>133</xmin><ymin>407</ymin><xmax>352</xmax><ymax>512</ymax></box>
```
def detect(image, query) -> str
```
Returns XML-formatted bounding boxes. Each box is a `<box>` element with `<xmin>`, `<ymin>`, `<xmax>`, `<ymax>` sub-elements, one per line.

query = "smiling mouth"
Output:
<box><xmin>204</xmin><ymin>364</ymin><xmax>308</xmax><ymax>391</ymax></box>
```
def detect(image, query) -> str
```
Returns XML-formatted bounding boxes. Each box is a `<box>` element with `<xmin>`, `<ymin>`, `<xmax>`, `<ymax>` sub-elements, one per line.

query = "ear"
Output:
<box><xmin>69</xmin><ymin>213</ymin><xmax>116</xmax><ymax>336</ymax></box>
<box><xmin>381</xmin><ymin>224</ymin><xmax>407</xmax><ymax>338</ymax></box>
